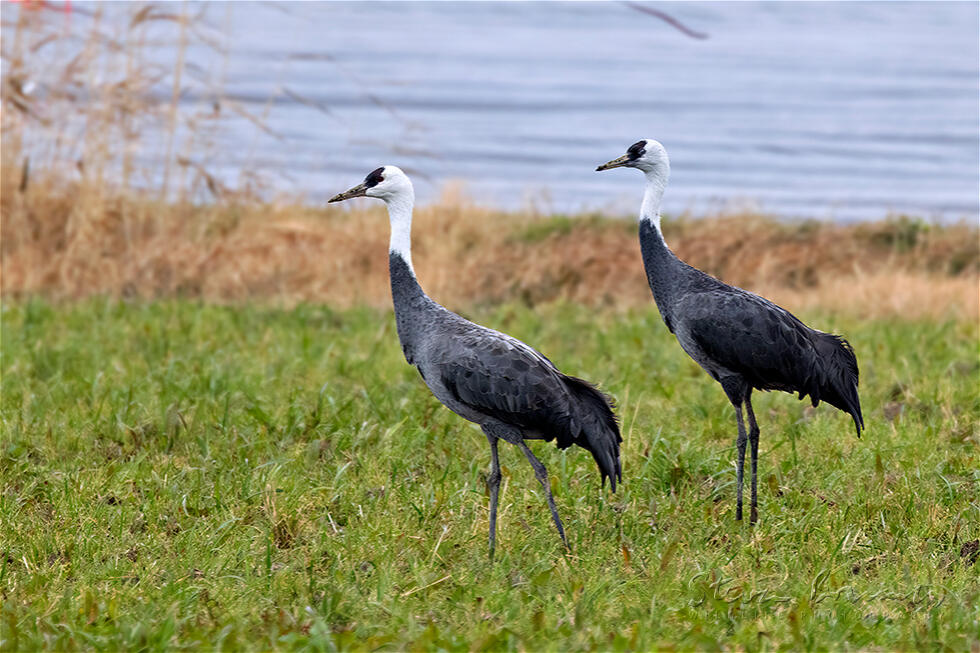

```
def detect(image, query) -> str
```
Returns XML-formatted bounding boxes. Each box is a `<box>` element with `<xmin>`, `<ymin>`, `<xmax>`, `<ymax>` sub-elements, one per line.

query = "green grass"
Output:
<box><xmin>2</xmin><ymin>299</ymin><xmax>978</xmax><ymax>651</ymax></box>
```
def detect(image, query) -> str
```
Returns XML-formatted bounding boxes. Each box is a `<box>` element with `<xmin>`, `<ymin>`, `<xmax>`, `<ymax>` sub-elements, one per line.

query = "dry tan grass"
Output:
<box><xmin>2</xmin><ymin>171</ymin><xmax>977</xmax><ymax>321</ymax></box>
<box><xmin>2</xmin><ymin>3</ymin><xmax>976</xmax><ymax>320</ymax></box>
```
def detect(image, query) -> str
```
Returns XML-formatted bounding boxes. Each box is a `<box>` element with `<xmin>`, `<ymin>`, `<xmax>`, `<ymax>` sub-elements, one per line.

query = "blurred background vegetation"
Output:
<box><xmin>2</xmin><ymin>3</ymin><xmax>978</xmax><ymax>651</ymax></box>
<box><xmin>2</xmin><ymin>1</ymin><xmax>977</xmax><ymax>319</ymax></box>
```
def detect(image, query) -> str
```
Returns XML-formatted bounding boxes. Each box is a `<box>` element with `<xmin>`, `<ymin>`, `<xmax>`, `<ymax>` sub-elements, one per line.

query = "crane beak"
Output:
<box><xmin>328</xmin><ymin>182</ymin><xmax>369</xmax><ymax>203</ymax></box>
<box><xmin>595</xmin><ymin>154</ymin><xmax>631</xmax><ymax>171</ymax></box>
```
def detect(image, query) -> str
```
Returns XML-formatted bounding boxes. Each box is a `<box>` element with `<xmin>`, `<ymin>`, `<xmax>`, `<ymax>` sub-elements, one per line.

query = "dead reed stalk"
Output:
<box><xmin>2</xmin><ymin>171</ymin><xmax>977</xmax><ymax>321</ymax></box>
<box><xmin>2</xmin><ymin>3</ymin><xmax>976</xmax><ymax>320</ymax></box>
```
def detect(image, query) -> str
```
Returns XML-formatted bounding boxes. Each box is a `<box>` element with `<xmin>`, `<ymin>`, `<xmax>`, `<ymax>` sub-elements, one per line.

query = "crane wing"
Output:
<box><xmin>680</xmin><ymin>290</ymin><xmax>819</xmax><ymax>393</ymax></box>
<box><xmin>425</xmin><ymin>320</ymin><xmax>623</xmax><ymax>488</ymax></box>
<box><xmin>429</xmin><ymin>328</ymin><xmax>576</xmax><ymax>437</ymax></box>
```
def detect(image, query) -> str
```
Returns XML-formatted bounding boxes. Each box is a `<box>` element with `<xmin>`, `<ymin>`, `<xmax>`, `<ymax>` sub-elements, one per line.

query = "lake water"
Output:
<box><xmin>19</xmin><ymin>1</ymin><xmax>980</xmax><ymax>220</ymax></box>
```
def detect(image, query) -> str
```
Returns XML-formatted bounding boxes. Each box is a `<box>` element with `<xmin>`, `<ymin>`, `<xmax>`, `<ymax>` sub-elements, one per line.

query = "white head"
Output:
<box><xmin>328</xmin><ymin>165</ymin><xmax>417</xmax><ymax>266</ymax></box>
<box><xmin>596</xmin><ymin>139</ymin><xmax>671</xmax><ymax>230</ymax></box>
<box><xmin>328</xmin><ymin>165</ymin><xmax>414</xmax><ymax>205</ymax></box>
<box><xmin>595</xmin><ymin>139</ymin><xmax>670</xmax><ymax>180</ymax></box>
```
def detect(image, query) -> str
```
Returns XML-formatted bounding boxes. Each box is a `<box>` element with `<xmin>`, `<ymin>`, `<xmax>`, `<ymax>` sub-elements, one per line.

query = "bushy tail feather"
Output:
<box><xmin>812</xmin><ymin>333</ymin><xmax>864</xmax><ymax>437</ymax></box>
<box><xmin>562</xmin><ymin>375</ymin><xmax>622</xmax><ymax>492</ymax></box>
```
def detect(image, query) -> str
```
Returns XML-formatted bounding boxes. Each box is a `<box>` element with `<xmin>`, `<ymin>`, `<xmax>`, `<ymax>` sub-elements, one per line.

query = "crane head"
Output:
<box><xmin>329</xmin><ymin>165</ymin><xmax>414</xmax><ymax>204</ymax></box>
<box><xmin>596</xmin><ymin>139</ymin><xmax>670</xmax><ymax>176</ymax></box>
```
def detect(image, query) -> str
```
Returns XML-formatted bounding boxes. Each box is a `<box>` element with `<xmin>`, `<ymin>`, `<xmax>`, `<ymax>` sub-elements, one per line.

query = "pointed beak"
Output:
<box><xmin>596</xmin><ymin>154</ymin><xmax>631</xmax><ymax>172</ymax></box>
<box><xmin>328</xmin><ymin>182</ymin><xmax>369</xmax><ymax>203</ymax></box>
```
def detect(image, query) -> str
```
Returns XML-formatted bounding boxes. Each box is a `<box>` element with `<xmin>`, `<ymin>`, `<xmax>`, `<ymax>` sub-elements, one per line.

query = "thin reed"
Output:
<box><xmin>2</xmin><ymin>172</ymin><xmax>977</xmax><ymax>320</ymax></box>
<box><xmin>1</xmin><ymin>2</ymin><xmax>249</xmax><ymax>197</ymax></box>
<box><xmin>2</xmin><ymin>2</ymin><xmax>977</xmax><ymax>320</ymax></box>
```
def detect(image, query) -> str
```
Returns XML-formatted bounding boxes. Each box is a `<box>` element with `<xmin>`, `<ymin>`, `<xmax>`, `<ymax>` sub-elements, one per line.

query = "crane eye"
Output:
<box><xmin>364</xmin><ymin>167</ymin><xmax>385</xmax><ymax>188</ymax></box>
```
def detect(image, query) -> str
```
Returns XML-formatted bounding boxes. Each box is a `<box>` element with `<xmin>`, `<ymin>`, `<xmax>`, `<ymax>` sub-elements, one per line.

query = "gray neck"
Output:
<box><xmin>637</xmin><ymin>171</ymin><xmax>685</xmax><ymax>326</ymax></box>
<box><xmin>389</xmin><ymin>252</ymin><xmax>431</xmax><ymax>364</ymax></box>
<box><xmin>384</xmin><ymin>193</ymin><xmax>431</xmax><ymax>363</ymax></box>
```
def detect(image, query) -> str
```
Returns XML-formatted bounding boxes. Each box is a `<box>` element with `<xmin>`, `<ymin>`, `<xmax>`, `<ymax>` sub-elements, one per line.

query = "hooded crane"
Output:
<box><xmin>329</xmin><ymin>166</ymin><xmax>621</xmax><ymax>556</ymax></box>
<box><xmin>597</xmin><ymin>140</ymin><xmax>863</xmax><ymax>524</ymax></box>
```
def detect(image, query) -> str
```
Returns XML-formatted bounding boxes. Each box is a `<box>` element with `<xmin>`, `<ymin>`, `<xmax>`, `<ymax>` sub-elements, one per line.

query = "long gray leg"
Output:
<box><xmin>485</xmin><ymin>432</ymin><xmax>502</xmax><ymax>560</ymax></box>
<box><xmin>734</xmin><ymin>402</ymin><xmax>747</xmax><ymax>521</ymax></box>
<box><xmin>517</xmin><ymin>440</ymin><xmax>568</xmax><ymax>549</ymax></box>
<box><xmin>745</xmin><ymin>394</ymin><xmax>761</xmax><ymax>525</ymax></box>
<box><xmin>721</xmin><ymin>378</ymin><xmax>749</xmax><ymax>523</ymax></box>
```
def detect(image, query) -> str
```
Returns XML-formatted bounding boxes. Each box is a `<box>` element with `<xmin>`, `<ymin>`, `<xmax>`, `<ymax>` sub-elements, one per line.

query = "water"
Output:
<box><xmin>25</xmin><ymin>2</ymin><xmax>980</xmax><ymax>220</ymax></box>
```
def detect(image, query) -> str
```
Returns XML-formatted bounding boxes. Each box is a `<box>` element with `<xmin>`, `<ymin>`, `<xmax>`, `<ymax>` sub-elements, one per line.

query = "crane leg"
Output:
<box><xmin>517</xmin><ymin>441</ymin><xmax>568</xmax><ymax>550</ymax></box>
<box><xmin>734</xmin><ymin>402</ymin><xmax>747</xmax><ymax>521</ymax></box>
<box><xmin>745</xmin><ymin>394</ymin><xmax>760</xmax><ymax>525</ymax></box>
<box><xmin>486</xmin><ymin>433</ymin><xmax>502</xmax><ymax>561</ymax></box>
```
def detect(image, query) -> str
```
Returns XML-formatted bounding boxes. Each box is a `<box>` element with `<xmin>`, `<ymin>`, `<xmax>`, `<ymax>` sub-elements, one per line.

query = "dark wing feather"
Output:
<box><xmin>680</xmin><ymin>289</ymin><xmax>863</xmax><ymax>435</ymax></box>
<box><xmin>430</xmin><ymin>326</ymin><xmax>623</xmax><ymax>488</ymax></box>
<box><xmin>562</xmin><ymin>375</ymin><xmax>622</xmax><ymax>490</ymax></box>
<box><xmin>432</xmin><ymin>330</ymin><xmax>578</xmax><ymax>441</ymax></box>
<box><xmin>681</xmin><ymin>290</ymin><xmax>822</xmax><ymax>395</ymax></box>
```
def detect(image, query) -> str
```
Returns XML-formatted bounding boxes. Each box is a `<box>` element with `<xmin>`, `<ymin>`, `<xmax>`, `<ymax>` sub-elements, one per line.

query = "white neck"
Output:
<box><xmin>640</xmin><ymin>169</ymin><xmax>666</xmax><ymax>235</ymax></box>
<box><xmin>385</xmin><ymin>191</ymin><xmax>415</xmax><ymax>272</ymax></box>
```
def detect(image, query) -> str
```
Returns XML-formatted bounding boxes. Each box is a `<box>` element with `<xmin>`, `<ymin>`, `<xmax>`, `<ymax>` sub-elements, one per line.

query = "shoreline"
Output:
<box><xmin>2</xmin><ymin>179</ymin><xmax>977</xmax><ymax>320</ymax></box>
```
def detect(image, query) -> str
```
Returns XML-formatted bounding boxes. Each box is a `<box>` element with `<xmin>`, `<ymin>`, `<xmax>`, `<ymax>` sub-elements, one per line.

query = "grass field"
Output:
<box><xmin>3</xmin><ymin>6</ymin><xmax>978</xmax><ymax>649</ymax></box>
<box><xmin>2</xmin><ymin>298</ymin><xmax>977</xmax><ymax>650</ymax></box>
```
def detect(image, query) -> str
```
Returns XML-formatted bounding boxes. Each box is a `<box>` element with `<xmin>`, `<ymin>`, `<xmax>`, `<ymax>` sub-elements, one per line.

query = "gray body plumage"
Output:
<box><xmin>329</xmin><ymin>165</ymin><xmax>620</xmax><ymax>555</ymax></box>
<box><xmin>639</xmin><ymin>220</ymin><xmax>864</xmax><ymax>435</ymax></box>
<box><xmin>389</xmin><ymin>253</ymin><xmax>621</xmax><ymax>488</ymax></box>
<box><xmin>598</xmin><ymin>139</ymin><xmax>862</xmax><ymax>523</ymax></box>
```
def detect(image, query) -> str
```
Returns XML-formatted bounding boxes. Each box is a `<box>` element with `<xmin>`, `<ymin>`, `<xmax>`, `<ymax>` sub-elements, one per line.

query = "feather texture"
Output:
<box><xmin>678</xmin><ymin>288</ymin><xmax>864</xmax><ymax>435</ymax></box>
<box><xmin>337</xmin><ymin>165</ymin><xmax>621</xmax><ymax>552</ymax></box>
<box><xmin>421</xmin><ymin>310</ymin><xmax>622</xmax><ymax>489</ymax></box>
<box><xmin>389</xmin><ymin>250</ymin><xmax>622</xmax><ymax>490</ymax></box>
<box><xmin>599</xmin><ymin>138</ymin><xmax>865</xmax><ymax>522</ymax></box>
